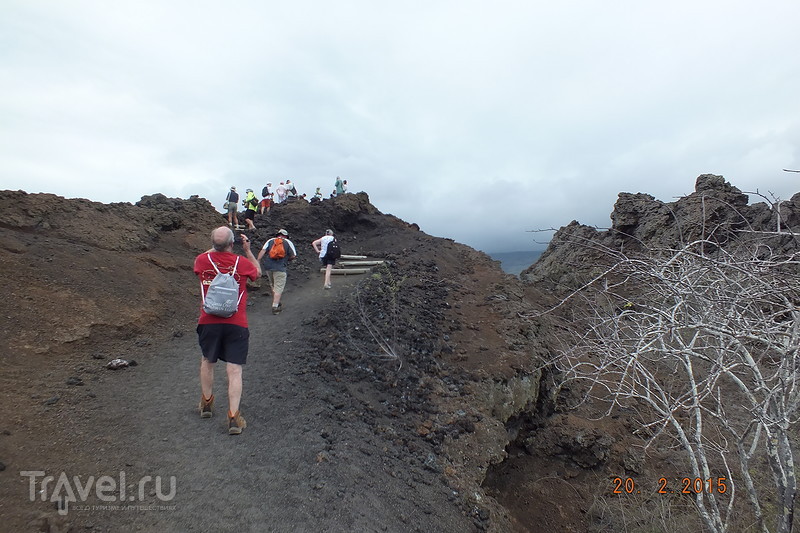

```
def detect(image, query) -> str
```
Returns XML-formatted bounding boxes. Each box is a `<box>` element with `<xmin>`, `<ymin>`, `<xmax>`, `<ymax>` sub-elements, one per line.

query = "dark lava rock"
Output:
<box><xmin>522</xmin><ymin>174</ymin><xmax>800</xmax><ymax>289</ymax></box>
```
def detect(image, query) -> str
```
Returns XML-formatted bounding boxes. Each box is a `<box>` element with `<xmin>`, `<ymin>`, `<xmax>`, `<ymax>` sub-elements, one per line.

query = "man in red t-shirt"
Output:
<box><xmin>193</xmin><ymin>227</ymin><xmax>261</xmax><ymax>435</ymax></box>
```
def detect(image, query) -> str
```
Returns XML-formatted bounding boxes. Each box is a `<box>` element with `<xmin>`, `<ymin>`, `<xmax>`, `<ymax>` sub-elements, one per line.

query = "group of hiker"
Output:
<box><xmin>193</xmin><ymin>225</ymin><xmax>341</xmax><ymax>435</ymax></box>
<box><xmin>223</xmin><ymin>177</ymin><xmax>351</xmax><ymax>230</ymax></box>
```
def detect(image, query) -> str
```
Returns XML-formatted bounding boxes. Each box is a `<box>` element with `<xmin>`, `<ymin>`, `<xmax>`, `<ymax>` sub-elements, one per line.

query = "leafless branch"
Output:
<box><xmin>547</xmin><ymin>239</ymin><xmax>800</xmax><ymax>533</ymax></box>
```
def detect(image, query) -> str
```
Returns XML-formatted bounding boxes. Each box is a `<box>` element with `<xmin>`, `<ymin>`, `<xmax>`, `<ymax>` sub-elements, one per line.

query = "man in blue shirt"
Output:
<box><xmin>256</xmin><ymin>229</ymin><xmax>297</xmax><ymax>314</ymax></box>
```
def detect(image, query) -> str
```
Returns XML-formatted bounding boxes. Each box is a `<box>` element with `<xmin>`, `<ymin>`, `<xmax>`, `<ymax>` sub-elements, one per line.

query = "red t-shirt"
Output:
<box><xmin>194</xmin><ymin>251</ymin><xmax>259</xmax><ymax>327</ymax></box>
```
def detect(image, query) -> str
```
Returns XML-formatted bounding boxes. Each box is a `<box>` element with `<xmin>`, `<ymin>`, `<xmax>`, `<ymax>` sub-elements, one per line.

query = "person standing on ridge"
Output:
<box><xmin>275</xmin><ymin>182</ymin><xmax>287</xmax><ymax>203</ymax></box>
<box><xmin>242</xmin><ymin>189</ymin><xmax>258</xmax><ymax>230</ymax></box>
<box><xmin>312</xmin><ymin>229</ymin><xmax>337</xmax><ymax>289</ymax></box>
<box><xmin>225</xmin><ymin>186</ymin><xmax>239</xmax><ymax>227</ymax></box>
<box><xmin>286</xmin><ymin>179</ymin><xmax>297</xmax><ymax>199</ymax></box>
<box><xmin>260</xmin><ymin>182</ymin><xmax>272</xmax><ymax>214</ymax></box>
<box><xmin>256</xmin><ymin>229</ymin><xmax>297</xmax><ymax>314</ymax></box>
<box><xmin>334</xmin><ymin>176</ymin><xmax>344</xmax><ymax>196</ymax></box>
<box><xmin>194</xmin><ymin>227</ymin><xmax>261</xmax><ymax>435</ymax></box>
<box><xmin>259</xmin><ymin>193</ymin><xmax>272</xmax><ymax>216</ymax></box>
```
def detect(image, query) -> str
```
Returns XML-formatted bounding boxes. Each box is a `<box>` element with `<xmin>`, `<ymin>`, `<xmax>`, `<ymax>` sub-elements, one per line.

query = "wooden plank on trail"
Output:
<box><xmin>340</xmin><ymin>254</ymin><xmax>368</xmax><ymax>260</ymax></box>
<box><xmin>320</xmin><ymin>268</ymin><xmax>372</xmax><ymax>275</ymax></box>
<box><xmin>337</xmin><ymin>260</ymin><xmax>385</xmax><ymax>267</ymax></box>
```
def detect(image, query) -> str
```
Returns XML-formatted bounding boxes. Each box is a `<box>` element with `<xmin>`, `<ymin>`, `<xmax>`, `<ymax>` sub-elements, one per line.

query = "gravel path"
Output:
<box><xmin>59</xmin><ymin>274</ymin><xmax>475</xmax><ymax>532</ymax></box>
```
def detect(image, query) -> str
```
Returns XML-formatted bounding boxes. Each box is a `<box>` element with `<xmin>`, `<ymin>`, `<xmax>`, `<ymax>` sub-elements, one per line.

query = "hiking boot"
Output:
<box><xmin>199</xmin><ymin>395</ymin><xmax>214</xmax><ymax>418</ymax></box>
<box><xmin>324</xmin><ymin>284</ymin><xmax>332</xmax><ymax>290</ymax></box>
<box><xmin>228</xmin><ymin>411</ymin><xmax>246</xmax><ymax>435</ymax></box>
<box><xmin>272</xmin><ymin>303</ymin><xmax>282</xmax><ymax>314</ymax></box>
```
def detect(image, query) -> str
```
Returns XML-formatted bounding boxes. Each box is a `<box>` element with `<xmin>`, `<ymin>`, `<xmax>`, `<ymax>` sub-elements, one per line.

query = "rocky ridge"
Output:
<box><xmin>522</xmin><ymin>174</ymin><xmax>800</xmax><ymax>290</ymax></box>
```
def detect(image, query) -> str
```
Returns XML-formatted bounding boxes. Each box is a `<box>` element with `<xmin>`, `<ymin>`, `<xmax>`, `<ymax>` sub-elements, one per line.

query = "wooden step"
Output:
<box><xmin>337</xmin><ymin>260</ymin><xmax>385</xmax><ymax>267</ymax></box>
<box><xmin>320</xmin><ymin>268</ymin><xmax>372</xmax><ymax>275</ymax></box>
<box><xmin>340</xmin><ymin>254</ymin><xmax>368</xmax><ymax>260</ymax></box>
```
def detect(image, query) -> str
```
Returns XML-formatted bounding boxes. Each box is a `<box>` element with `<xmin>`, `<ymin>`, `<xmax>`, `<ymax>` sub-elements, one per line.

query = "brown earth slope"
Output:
<box><xmin>0</xmin><ymin>190</ymin><xmax>561</xmax><ymax>532</ymax></box>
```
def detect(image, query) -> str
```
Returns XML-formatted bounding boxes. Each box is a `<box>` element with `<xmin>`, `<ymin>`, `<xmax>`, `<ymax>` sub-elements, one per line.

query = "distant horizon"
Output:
<box><xmin>487</xmin><ymin>250</ymin><xmax>544</xmax><ymax>276</ymax></box>
<box><xmin>485</xmin><ymin>248</ymin><xmax>547</xmax><ymax>256</ymax></box>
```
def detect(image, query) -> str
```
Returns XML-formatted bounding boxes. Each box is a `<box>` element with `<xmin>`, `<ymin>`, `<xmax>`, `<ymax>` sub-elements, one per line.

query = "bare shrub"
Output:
<box><xmin>345</xmin><ymin>264</ymin><xmax>406</xmax><ymax>366</ymax></box>
<box><xmin>588</xmin><ymin>488</ymin><xmax>707</xmax><ymax>532</ymax></box>
<box><xmin>534</xmin><ymin>236</ymin><xmax>800</xmax><ymax>533</ymax></box>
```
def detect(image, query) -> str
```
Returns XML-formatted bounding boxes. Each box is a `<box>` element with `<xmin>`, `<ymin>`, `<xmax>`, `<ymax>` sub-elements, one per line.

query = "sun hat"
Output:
<box><xmin>277</xmin><ymin>229</ymin><xmax>288</xmax><ymax>236</ymax></box>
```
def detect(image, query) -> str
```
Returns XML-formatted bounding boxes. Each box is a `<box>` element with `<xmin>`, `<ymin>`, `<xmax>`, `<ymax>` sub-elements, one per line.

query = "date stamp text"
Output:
<box><xmin>611</xmin><ymin>476</ymin><xmax>729</xmax><ymax>495</ymax></box>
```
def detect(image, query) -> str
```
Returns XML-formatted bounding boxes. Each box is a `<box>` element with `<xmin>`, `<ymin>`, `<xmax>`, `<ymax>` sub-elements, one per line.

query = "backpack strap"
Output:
<box><xmin>230</xmin><ymin>256</ymin><xmax>243</xmax><ymax>308</ymax></box>
<box><xmin>208</xmin><ymin>253</ymin><xmax>240</xmax><ymax>276</ymax></box>
<box><xmin>207</xmin><ymin>253</ymin><xmax>222</xmax><ymax>274</ymax></box>
<box><xmin>201</xmin><ymin>253</ymin><xmax>219</xmax><ymax>306</ymax></box>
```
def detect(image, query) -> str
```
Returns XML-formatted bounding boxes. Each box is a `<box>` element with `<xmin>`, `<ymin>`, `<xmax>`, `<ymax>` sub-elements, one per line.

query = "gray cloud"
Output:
<box><xmin>2</xmin><ymin>1</ymin><xmax>799</xmax><ymax>253</ymax></box>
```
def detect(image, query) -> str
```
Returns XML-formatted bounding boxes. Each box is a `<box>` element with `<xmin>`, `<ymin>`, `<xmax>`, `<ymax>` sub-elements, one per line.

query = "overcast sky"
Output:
<box><xmin>2</xmin><ymin>1</ymin><xmax>799</xmax><ymax>252</ymax></box>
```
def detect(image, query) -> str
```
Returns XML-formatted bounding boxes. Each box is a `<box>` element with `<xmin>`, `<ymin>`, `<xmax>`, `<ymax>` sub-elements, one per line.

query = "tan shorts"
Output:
<box><xmin>267</xmin><ymin>270</ymin><xmax>287</xmax><ymax>294</ymax></box>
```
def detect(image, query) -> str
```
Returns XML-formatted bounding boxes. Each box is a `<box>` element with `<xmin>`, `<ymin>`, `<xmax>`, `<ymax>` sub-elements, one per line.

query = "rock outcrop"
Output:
<box><xmin>522</xmin><ymin>174</ymin><xmax>797</xmax><ymax>289</ymax></box>
<box><xmin>493</xmin><ymin>174</ymin><xmax>800</xmax><ymax>531</ymax></box>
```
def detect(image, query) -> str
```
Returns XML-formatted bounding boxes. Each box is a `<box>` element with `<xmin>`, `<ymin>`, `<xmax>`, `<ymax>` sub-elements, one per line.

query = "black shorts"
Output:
<box><xmin>321</xmin><ymin>256</ymin><xmax>336</xmax><ymax>266</ymax></box>
<box><xmin>196</xmin><ymin>324</ymin><xmax>249</xmax><ymax>365</ymax></box>
<box><xmin>244</xmin><ymin>209</ymin><xmax>255</xmax><ymax>221</ymax></box>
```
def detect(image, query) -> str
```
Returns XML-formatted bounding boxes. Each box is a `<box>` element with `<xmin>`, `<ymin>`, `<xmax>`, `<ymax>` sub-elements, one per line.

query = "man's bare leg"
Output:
<box><xmin>226</xmin><ymin>363</ymin><xmax>243</xmax><ymax>415</ymax></box>
<box><xmin>200</xmin><ymin>358</ymin><xmax>214</xmax><ymax>399</ymax></box>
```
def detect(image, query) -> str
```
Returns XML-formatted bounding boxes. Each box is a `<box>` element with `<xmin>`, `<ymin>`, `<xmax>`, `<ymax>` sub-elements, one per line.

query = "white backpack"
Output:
<box><xmin>201</xmin><ymin>254</ymin><xmax>242</xmax><ymax>317</ymax></box>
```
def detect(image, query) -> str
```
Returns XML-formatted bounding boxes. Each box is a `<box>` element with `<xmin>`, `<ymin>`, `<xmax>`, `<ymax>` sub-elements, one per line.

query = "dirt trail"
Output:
<box><xmin>21</xmin><ymin>271</ymin><xmax>474</xmax><ymax>532</ymax></box>
<box><xmin>1</xmin><ymin>192</ymin><xmax>550</xmax><ymax>533</ymax></box>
